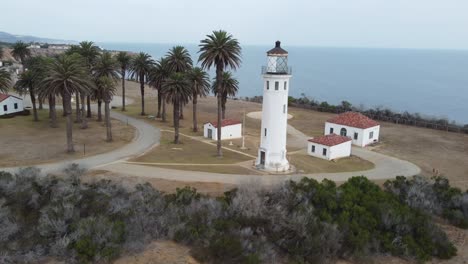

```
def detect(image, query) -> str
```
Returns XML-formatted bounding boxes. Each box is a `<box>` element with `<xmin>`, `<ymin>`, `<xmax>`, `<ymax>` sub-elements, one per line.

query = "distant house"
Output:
<box><xmin>307</xmin><ymin>134</ymin><xmax>352</xmax><ymax>160</ymax></box>
<box><xmin>204</xmin><ymin>119</ymin><xmax>242</xmax><ymax>140</ymax></box>
<box><xmin>0</xmin><ymin>94</ymin><xmax>24</xmax><ymax>116</ymax></box>
<box><xmin>325</xmin><ymin>112</ymin><xmax>380</xmax><ymax>147</ymax></box>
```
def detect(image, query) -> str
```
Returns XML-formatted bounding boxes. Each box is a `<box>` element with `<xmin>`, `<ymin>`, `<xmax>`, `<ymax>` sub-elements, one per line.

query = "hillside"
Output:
<box><xmin>0</xmin><ymin>31</ymin><xmax>75</xmax><ymax>44</ymax></box>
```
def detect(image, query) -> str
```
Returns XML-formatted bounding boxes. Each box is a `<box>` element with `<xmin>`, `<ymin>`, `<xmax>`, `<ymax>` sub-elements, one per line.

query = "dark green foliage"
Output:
<box><xmin>0</xmin><ymin>166</ymin><xmax>459</xmax><ymax>263</ymax></box>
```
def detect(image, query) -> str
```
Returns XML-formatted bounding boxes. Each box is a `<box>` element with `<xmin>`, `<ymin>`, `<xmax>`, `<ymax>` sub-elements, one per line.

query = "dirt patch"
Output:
<box><xmin>0</xmin><ymin>109</ymin><xmax>135</xmax><ymax>167</ymax></box>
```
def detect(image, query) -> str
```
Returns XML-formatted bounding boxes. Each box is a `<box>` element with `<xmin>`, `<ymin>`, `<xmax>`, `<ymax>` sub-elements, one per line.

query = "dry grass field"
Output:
<box><xmin>0</xmin><ymin>109</ymin><xmax>135</xmax><ymax>167</ymax></box>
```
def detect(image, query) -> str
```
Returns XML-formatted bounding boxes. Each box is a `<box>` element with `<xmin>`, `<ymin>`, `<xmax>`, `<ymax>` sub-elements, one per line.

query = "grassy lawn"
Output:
<box><xmin>290</xmin><ymin>151</ymin><xmax>375</xmax><ymax>174</ymax></box>
<box><xmin>0</xmin><ymin>109</ymin><xmax>135</xmax><ymax>167</ymax></box>
<box><xmin>132</xmin><ymin>132</ymin><xmax>253</xmax><ymax>164</ymax></box>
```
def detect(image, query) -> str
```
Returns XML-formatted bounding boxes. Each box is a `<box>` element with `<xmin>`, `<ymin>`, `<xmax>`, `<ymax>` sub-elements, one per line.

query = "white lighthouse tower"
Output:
<box><xmin>256</xmin><ymin>41</ymin><xmax>292</xmax><ymax>171</ymax></box>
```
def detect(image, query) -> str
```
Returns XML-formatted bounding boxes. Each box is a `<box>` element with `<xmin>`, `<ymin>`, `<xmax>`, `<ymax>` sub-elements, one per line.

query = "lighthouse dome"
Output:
<box><xmin>264</xmin><ymin>41</ymin><xmax>290</xmax><ymax>74</ymax></box>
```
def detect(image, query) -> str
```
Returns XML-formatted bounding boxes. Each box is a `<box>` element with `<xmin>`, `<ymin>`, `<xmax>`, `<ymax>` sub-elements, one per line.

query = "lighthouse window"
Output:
<box><xmin>266</xmin><ymin>81</ymin><xmax>269</xmax><ymax>90</ymax></box>
<box><xmin>283</xmin><ymin>104</ymin><xmax>286</xmax><ymax>113</ymax></box>
<box><xmin>284</xmin><ymin>81</ymin><xmax>287</xmax><ymax>90</ymax></box>
<box><xmin>275</xmin><ymin>81</ymin><xmax>279</xmax><ymax>90</ymax></box>
<box><xmin>264</xmin><ymin>128</ymin><xmax>267</xmax><ymax>137</ymax></box>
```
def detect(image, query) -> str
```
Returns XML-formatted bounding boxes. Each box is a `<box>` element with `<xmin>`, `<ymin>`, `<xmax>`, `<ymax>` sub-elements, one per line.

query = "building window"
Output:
<box><xmin>264</xmin><ymin>128</ymin><xmax>267</xmax><ymax>137</ymax></box>
<box><xmin>3</xmin><ymin>105</ymin><xmax>7</xmax><ymax>111</ymax></box>
<box><xmin>369</xmin><ymin>131</ymin><xmax>374</xmax><ymax>139</ymax></box>
<box><xmin>284</xmin><ymin>81</ymin><xmax>287</xmax><ymax>90</ymax></box>
<box><xmin>340</xmin><ymin>128</ymin><xmax>347</xmax><ymax>137</ymax></box>
<box><xmin>266</xmin><ymin>81</ymin><xmax>269</xmax><ymax>90</ymax></box>
<box><xmin>14</xmin><ymin>103</ymin><xmax>18</xmax><ymax>109</ymax></box>
<box><xmin>330</xmin><ymin>128</ymin><xmax>334</xmax><ymax>134</ymax></box>
<box><xmin>275</xmin><ymin>81</ymin><xmax>279</xmax><ymax>90</ymax></box>
<box><xmin>311</xmin><ymin>145</ymin><xmax>315</xmax><ymax>153</ymax></box>
<box><xmin>283</xmin><ymin>104</ymin><xmax>286</xmax><ymax>114</ymax></box>
<box><xmin>322</xmin><ymin>148</ymin><xmax>327</xmax><ymax>156</ymax></box>
<box><xmin>354</xmin><ymin>132</ymin><xmax>358</xmax><ymax>140</ymax></box>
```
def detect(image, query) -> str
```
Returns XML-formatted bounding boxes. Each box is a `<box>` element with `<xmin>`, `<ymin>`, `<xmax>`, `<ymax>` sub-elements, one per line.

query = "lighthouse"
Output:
<box><xmin>256</xmin><ymin>41</ymin><xmax>292</xmax><ymax>171</ymax></box>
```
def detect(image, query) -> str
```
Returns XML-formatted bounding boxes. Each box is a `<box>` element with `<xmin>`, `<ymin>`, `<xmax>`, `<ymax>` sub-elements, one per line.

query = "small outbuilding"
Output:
<box><xmin>203</xmin><ymin>119</ymin><xmax>242</xmax><ymax>141</ymax></box>
<box><xmin>325</xmin><ymin>112</ymin><xmax>380</xmax><ymax>147</ymax></box>
<box><xmin>307</xmin><ymin>134</ymin><xmax>352</xmax><ymax>161</ymax></box>
<box><xmin>0</xmin><ymin>93</ymin><xmax>24</xmax><ymax>116</ymax></box>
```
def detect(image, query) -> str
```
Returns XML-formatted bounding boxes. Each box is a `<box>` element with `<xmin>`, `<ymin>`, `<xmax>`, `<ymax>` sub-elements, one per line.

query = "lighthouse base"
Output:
<box><xmin>255</xmin><ymin>149</ymin><xmax>290</xmax><ymax>172</ymax></box>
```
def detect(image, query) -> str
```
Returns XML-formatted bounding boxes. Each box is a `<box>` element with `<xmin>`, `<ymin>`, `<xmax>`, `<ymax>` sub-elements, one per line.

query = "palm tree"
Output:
<box><xmin>116</xmin><ymin>51</ymin><xmax>132</xmax><ymax>111</ymax></box>
<box><xmin>77</xmin><ymin>41</ymin><xmax>100</xmax><ymax>118</ymax></box>
<box><xmin>0</xmin><ymin>69</ymin><xmax>11</xmax><ymax>93</ymax></box>
<box><xmin>39</xmin><ymin>54</ymin><xmax>94</xmax><ymax>153</ymax></box>
<box><xmin>130</xmin><ymin>52</ymin><xmax>155</xmax><ymax>115</ymax></box>
<box><xmin>93</xmin><ymin>52</ymin><xmax>119</xmax><ymax>121</ymax></box>
<box><xmin>187</xmin><ymin>67</ymin><xmax>210</xmax><ymax>132</ymax></box>
<box><xmin>161</xmin><ymin>73</ymin><xmax>192</xmax><ymax>144</ymax></box>
<box><xmin>96</xmin><ymin>77</ymin><xmax>116</xmax><ymax>142</ymax></box>
<box><xmin>148</xmin><ymin>57</ymin><xmax>170</xmax><ymax>120</ymax></box>
<box><xmin>166</xmin><ymin>46</ymin><xmax>193</xmax><ymax>120</ymax></box>
<box><xmin>198</xmin><ymin>30</ymin><xmax>242</xmax><ymax>157</ymax></box>
<box><xmin>212</xmin><ymin>71</ymin><xmax>239</xmax><ymax>119</ymax></box>
<box><xmin>11</xmin><ymin>41</ymin><xmax>31</xmax><ymax>71</ymax></box>
<box><xmin>14</xmin><ymin>57</ymin><xmax>47</xmax><ymax>121</ymax></box>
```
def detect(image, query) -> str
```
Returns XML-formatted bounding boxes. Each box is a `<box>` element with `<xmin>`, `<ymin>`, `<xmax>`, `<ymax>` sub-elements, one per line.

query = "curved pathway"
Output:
<box><xmin>1</xmin><ymin>96</ymin><xmax>161</xmax><ymax>174</ymax></box>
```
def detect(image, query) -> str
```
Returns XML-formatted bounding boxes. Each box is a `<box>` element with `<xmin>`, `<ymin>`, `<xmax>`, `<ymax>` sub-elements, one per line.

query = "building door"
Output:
<box><xmin>208</xmin><ymin>129</ymin><xmax>213</xmax><ymax>139</ymax></box>
<box><xmin>260</xmin><ymin>151</ymin><xmax>266</xmax><ymax>166</ymax></box>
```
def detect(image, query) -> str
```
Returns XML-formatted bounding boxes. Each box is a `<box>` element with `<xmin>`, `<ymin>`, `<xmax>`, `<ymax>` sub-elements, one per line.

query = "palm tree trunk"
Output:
<box><xmin>97</xmin><ymin>100</ymin><xmax>103</xmax><ymax>122</ymax></box>
<box><xmin>156</xmin><ymin>88</ymin><xmax>162</xmax><ymax>118</ymax></box>
<box><xmin>38</xmin><ymin>98</ymin><xmax>43</xmax><ymax>110</ymax></box>
<box><xmin>75</xmin><ymin>93</ymin><xmax>81</xmax><ymax>123</ymax></box>
<box><xmin>63</xmin><ymin>91</ymin><xmax>74</xmax><ymax>153</ymax></box>
<box><xmin>86</xmin><ymin>95</ymin><xmax>92</xmax><ymax>118</ymax></box>
<box><xmin>216</xmin><ymin>65</ymin><xmax>223</xmax><ymax>157</ymax></box>
<box><xmin>162</xmin><ymin>96</ymin><xmax>167</xmax><ymax>122</ymax></box>
<box><xmin>192</xmin><ymin>94</ymin><xmax>198</xmax><ymax>132</ymax></box>
<box><xmin>121</xmin><ymin>69</ymin><xmax>126</xmax><ymax>111</ymax></box>
<box><xmin>49</xmin><ymin>94</ymin><xmax>57</xmax><ymax>128</ymax></box>
<box><xmin>105</xmin><ymin>100</ymin><xmax>112</xmax><ymax>142</ymax></box>
<box><xmin>62</xmin><ymin>95</ymin><xmax>66</xmax><ymax>117</ymax></box>
<box><xmin>80</xmin><ymin>93</ymin><xmax>88</xmax><ymax>129</ymax></box>
<box><xmin>29</xmin><ymin>88</ymin><xmax>38</xmax><ymax>122</ymax></box>
<box><xmin>180</xmin><ymin>104</ymin><xmax>184</xmax><ymax>119</ymax></box>
<box><xmin>174</xmin><ymin>100</ymin><xmax>180</xmax><ymax>144</ymax></box>
<box><xmin>140</xmin><ymin>75</ymin><xmax>145</xmax><ymax>115</ymax></box>
<box><xmin>222</xmin><ymin>98</ymin><xmax>226</xmax><ymax>120</ymax></box>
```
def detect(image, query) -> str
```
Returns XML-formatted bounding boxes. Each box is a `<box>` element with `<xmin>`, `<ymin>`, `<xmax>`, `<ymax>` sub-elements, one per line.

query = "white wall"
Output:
<box><xmin>203</xmin><ymin>123</ymin><xmax>242</xmax><ymax>141</ymax></box>
<box><xmin>324</xmin><ymin>122</ymin><xmax>380</xmax><ymax>147</ymax></box>
<box><xmin>307</xmin><ymin>141</ymin><xmax>351</xmax><ymax>160</ymax></box>
<box><xmin>0</xmin><ymin>96</ymin><xmax>24</xmax><ymax>116</ymax></box>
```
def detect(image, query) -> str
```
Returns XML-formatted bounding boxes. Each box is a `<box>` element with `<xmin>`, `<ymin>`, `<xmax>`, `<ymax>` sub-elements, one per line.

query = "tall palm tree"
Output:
<box><xmin>130</xmin><ymin>52</ymin><xmax>155</xmax><ymax>115</ymax></box>
<box><xmin>96</xmin><ymin>77</ymin><xmax>116</xmax><ymax>142</ymax></box>
<box><xmin>39</xmin><ymin>54</ymin><xmax>94</xmax><ymax>153</ymax></box>
<box><xmin>77</xmin><ymin>41</ymin><xmax>100</xmax><ymax>118</ymax></box>
<box><xmin>116</xmin><ymin>51</ymin><xmax>132</xmax><ymax>111</ymax></box>
<box><xmin>187</xmin><ymin>67</ymin><xmax>210</xmax><ymax>132</ymax></box>
<box><xmin>0</xmin><ymin>69</ymin><xmax>11</xmax><ymax>93</ymax></box>
<box><xmin>11</xmin><ymin>41</ymin><xmax>31</xmax><ymax>71</ymax></box>
<box><xmin>166</xmin><ymin>46</ymin><xmax>193</xmax><ymax>119</ymax></box>
<box><xmin>198</xmin><ymin>30</ymin><xmax>242</xmax><ymax>157</ymax></box>
<box><xmin>148</xmin><ymin>57</ymin><xmax>170</xmax><ymax>120</ymax></box>
<box><xmin>212</xmin><ymin>71</ymin><xmax>239</xmax><ymax>119</ymax></box>
<box><xmin>161</xmin><ymin>73</ymin><xmax>192</xmax><ymax>144</ymax></box>
<box><xmin>93</xmin><ymin>52</ymin><xmax>119</xmax><ymax>121</ymax></box>
<box><xmin>14</xmin><ymin>57</ymin><xmax>47</xmax><ymax>121</ymax></box>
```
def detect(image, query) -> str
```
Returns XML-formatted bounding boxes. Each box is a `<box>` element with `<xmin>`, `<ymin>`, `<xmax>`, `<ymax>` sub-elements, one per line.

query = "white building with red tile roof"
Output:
<box><xmin>307</xmin><ymin>134</ymin><xmax>352</xmax><ymax>160</ymax></box>
<box><xmin>325</xmin><ymin>112</ymin><xmax>380</xmax><ymax>147</ymax></box>
<box><xmin>203</xmin><ymin>119</ymin><xmax>242</xmax><ymax>141</ymax></box>
<box><xmin>0</xmin><ymin>93</ymin><xmax>23</xmax><ymax>116</ymax></box>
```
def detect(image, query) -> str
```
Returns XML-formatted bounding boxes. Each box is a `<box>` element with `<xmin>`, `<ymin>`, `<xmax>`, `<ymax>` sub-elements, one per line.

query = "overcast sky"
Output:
<box><xmin>1</xmin><ymin>0</ymin><xmax>467</xmax><ymax>49</ymax></box>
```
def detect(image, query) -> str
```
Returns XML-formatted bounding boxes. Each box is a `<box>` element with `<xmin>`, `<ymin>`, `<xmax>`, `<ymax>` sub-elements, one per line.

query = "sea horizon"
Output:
<box><xmin>99</xmin><ymin>42</ymin><xmax>468</xmax><ymax>125</ymax></box>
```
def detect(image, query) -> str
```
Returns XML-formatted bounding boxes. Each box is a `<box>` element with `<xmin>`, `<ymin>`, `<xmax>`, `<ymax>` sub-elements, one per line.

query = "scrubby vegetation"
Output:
<box><xmin>385</xmin><ymin>175</ymin><xmax>468</xmax><ymax>228</ymax></box>
<box><xmin>0</xmin><ymin>165</ymin><xmax>460</xmax><ymax>263</ymax></box>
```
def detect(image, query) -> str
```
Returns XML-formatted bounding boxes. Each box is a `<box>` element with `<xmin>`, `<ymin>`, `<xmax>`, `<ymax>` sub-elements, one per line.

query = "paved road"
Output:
<box><xmin>2</xmin><ymin>96</ymin><xmax>161</xmax><ymax>174</ymax></box>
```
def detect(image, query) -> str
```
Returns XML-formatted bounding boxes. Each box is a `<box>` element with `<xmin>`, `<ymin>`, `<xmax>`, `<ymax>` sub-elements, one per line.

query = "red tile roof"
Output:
<box><xmin>0</xmin><ymin>93</ymin><xmax>9</xmax><ymax>103</ymax></box>
<box><xmin>207</xmin><ymin>119</ymin><xmax>241</xmax><ymax>128</ymax></box>
<box><xmin>327</xmin><ymin>112</ymin><xmax>379</xmax><ymax>129</ymax></box>
<box><xmin>308</xmin><ymin>134</ymin><xmax>351</xmax><ymax>147</ymax></box>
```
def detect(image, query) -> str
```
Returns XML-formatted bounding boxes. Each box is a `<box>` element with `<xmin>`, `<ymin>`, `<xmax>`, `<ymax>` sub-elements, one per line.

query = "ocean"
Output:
<box><xmin>99</xmin><ymin>42</ymin><xmax>468</xmax><ymax>125</ymax></box>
